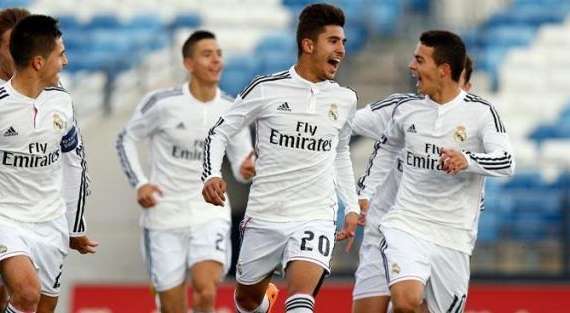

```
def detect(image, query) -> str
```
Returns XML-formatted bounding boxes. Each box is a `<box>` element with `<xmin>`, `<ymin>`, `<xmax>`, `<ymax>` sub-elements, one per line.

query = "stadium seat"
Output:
<box><xmin>170</xmin><ymin>13</ymin><xmax>201</xmax><ymax>29</ymax></box>
<box><xmin>503</xmin><ymin>171</ymin><xmax>546</xmax><ymax>189</ymax></box>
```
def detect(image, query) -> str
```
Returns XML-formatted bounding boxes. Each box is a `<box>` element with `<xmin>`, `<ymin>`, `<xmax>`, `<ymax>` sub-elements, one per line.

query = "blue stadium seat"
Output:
<box><xmin>0</xmin><ymin>0</ymin><xmax>31</xmax><ymax>9</ymax></box>
<box><xmin>503</xmin><ymin>171</ymin><xmax>546</xmax><ymax>189</ymax></box>
<box><xmin>170</xmin><ymin>14</ymin><xmax>201</xmax><ymax>29</ymax></box>
<box><xmin>220</xmin><ymin>56</ymin><xmax>260</xmax><ymax>96</ymax></box>
<box><xmin>124</xmin><ymin>15</ymin><xmax>164</xmax><ymax>32</ymax></box>
<box><xmin>509</xmin><ymin>212</ymin><xmax>559</xmax><ymax>241</ymax></box>
<box><xmin>258</xmin><ymin>51</ymin><xmax>296</xmax><ymax>75</ymax></box>
<box><xmin>368</xmin><ymin>1</ymin><xmax>401</xmax><ymax>36</ymax></box>
<box><xmin>480</xmin><ymin>26</ymin><xmax>536</xmax><ymax>49</ymax></box>
<box><xmin>255</xmin><ymin>33</ymin><xmax>296</xmax><ymax>55</ymax></box>
<box><xmin>478</xmin><ymin>212</ymin><xmax>499</xmax><ymax>243</ymax></box>
<box><xmin>85</xmin><ymin>15</ymin><xmax>121</xmax><ymax>30</ymax></box>
<box><xmin>58</xmin><ymin>15</ymin><xmax>83</xmax><ymax>33</ymax></box>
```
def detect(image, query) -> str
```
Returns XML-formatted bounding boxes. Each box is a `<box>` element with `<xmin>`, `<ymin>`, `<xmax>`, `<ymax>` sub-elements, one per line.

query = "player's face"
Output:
<box><xmin>409</xmin><ymin>43</ymin><xmax>441</xmax><ymax>96</ymax></box>
<box><xmin>310</xmin><ymin>25</ymin><xmax>345</xmax><ymax>81</ymax></box>
<box><xmin>0</xmin><ymin>29</ymin><xmax>15</xmax><ymax>80</ymax></box>
<box><xmin>185</xmin><ymin>38</ymin><xmax>223</xmax><ymax>84</ymax></box>
<box><xmin>40</xmin><ymin>37</ymin><xmax>67</xmax><ymax>86</ymax></box>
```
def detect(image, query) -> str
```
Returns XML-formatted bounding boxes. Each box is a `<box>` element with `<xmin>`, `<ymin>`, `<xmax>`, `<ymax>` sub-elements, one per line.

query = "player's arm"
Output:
<box><xmin>442</xmin><ymin>106</ymin><xmax>515</xmax><ymax>177</ymax></box>
<box><xmin>61</xmin><ymin>112</ymin><xmax>98</xmax><ymax>254</ymax></box>
<box><xmin>226</xmin><ymin>126</ymin><xmax>255</xmax><ymax>183</ymax></box>
<box><xmin>356</xmin><ymin>117</ymin><xmax>404</xmax><ymax>201</ymax></box>
<box><xmin>201</xmin><ymin>84</ymin><xmax>265</xmax><ymax>205</ymax></box>
<box><xmin>351</xmin><ymin>94</ymin><xmax>404</xmax><ymax>140</ymax></box>
<box><xmin>334</xmin><ymin>107</ymin><xmax>361</xmax><ymax>250</ymax></box>
<box><xmin>115</xmin><ymin>94</ymin><xmax>162</xmax><ymax>208</ymax></box>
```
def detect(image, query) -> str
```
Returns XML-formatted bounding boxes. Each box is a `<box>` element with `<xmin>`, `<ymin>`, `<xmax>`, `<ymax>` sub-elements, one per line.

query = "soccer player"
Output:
<box><xmin>357</xmin><ymin>31</ymin><xmax>513</xmax><ymax>313</ymax></box>
<box><xmin>351</xmin><ymin>55</ymin><xmax>473</xmax><ymax>313</ymax></box>
<box><xmin>202</xmin><ymin>3</ymin><xmax>360</xmax><ymax>313</ymax></box>
<box><xmin>116</xmin><ymin>30</ymin><xmax>254</xmax><ymax>313</ymax></box>
<box><xmin>0</xmin><ymin>15</ymin><xmax>96</xmax><ymax>313</ymax></box>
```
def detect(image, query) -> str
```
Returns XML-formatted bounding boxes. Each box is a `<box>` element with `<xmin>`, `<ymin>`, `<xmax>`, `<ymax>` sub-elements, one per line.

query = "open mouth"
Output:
<box><xmin>327</xmin><ymin>57</ymin><xmax>341</xmax><ymax>68</ymax></box>
<box><xmin>411</xmin><ymin>71</ymin><xmax>421</xmax><ymax>88</ymax></box>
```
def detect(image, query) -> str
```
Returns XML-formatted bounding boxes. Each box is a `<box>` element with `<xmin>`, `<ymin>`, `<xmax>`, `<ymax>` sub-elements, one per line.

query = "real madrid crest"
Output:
<box><xmin>328</xmin><ymin>104</ymin><xmax>338</xmax><ymax>121</ymax></box>
<box><xmin>53</xmin><ymin>113</ymin><xmax>65</xmax><ymax>131</ymax></box>
<box><xmin>391</xmin><ymin>262</ymin><xmax>401</xmax><ymax>274</ymax></box>
<box><xmin>453</xmin><ymin>125</ymin><xmax>467</xmax><ymax>143</ymax></box>
<box><xmin>0</xmin><ymin>244</ymin><xmax>7</xmax><ymax>254</ymax></box>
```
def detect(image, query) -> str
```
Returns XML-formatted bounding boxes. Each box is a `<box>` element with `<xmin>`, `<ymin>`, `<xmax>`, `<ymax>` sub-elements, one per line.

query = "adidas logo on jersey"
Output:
<box><xmin>277</xmin><ymin>102</ymin><xmax>291</xmax><ymax>112</ymax></box>
<box><xmin>407</xmin><ymin>124</ymin><xmax>417</xmax><ymax>133</ymax></box>
<box><xmin>3</xmin><ymin>126</ymin><xmax>18</xmax><ymax>137</ymax></box>
<box><xmin>176</xmin><ymin>122</ymin><xmax>186</xmax><ymax>130</ymax></box>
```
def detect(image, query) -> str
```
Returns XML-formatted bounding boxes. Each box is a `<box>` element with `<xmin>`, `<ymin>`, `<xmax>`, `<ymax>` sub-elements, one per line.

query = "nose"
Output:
<box><xmin>408</xmin><ymin>59</ymin><xmax>416</xmax><ymax>71</ymax></box>
<box><xmin>63</xmin><ymin>54</ymin><xmax>69</xmax><ymax>67</ymax></box>
<box><xmin>337</xmin><ymin>40</ymin><xmax>346</xmax><ymax>57</ymax></box>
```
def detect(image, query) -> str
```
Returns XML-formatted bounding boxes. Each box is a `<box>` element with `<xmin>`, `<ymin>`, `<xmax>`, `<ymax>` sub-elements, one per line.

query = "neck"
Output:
<box><xmin>11</xmin><ymin>71</ymin><xmax>45</xmax><ymax>99</ymax></box>
<box><xmin>295</xmin><ymin>57</ymin><xmax>322</xmax><ymax>83</ymax></box>
<box><xmin>189</xmin><ymin>79</ymin><xmax>217</xmax><ymax>102</ymax></box>
<box><xmin>0</xmin><ymin>69</ymin><xmax>11</xmax><ymax>82</ymax></box>
<box><xmin>429</xmin><ymin>81</ymin><xmax>461</xmax><ymax>105</ymax></box>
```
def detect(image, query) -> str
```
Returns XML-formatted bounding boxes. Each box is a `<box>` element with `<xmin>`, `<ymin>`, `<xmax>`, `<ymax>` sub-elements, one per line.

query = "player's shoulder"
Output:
<box><xmin>463</xmin><ymin>92</ymin><xmax>495</xmax><ymax>109</ymax></box>
<box><xmin>140</xmin><ymin>86</ymin><xmax>184</xmax><ymax>114</ymax></box>
<box><xmin>219</xmin><ymin>90</ymin><xmax>235</xmax><ymax>104</ymax></box>
<box><xmin>369</xmin><ymin>93</ymin><xmax>423</xmax><ymax>112</ymax></box>
<box><xmin>239</xmin><ymin>70</ymin><xmax>292</xmax><ymax>99</ymax></box>
<box><xmin>328</xmin><ymin>80</ymin><xmax>358</xmax><ymax>103</ymax></box>
<box><xmin>0</xmin><ymin>84</ymin><xmax>10</xmax><ymax>102</ymax></box>
<box><xmin>41</xmin><ymin>85</ymin><xmax>73</xmax><ymax>109</ymax></box>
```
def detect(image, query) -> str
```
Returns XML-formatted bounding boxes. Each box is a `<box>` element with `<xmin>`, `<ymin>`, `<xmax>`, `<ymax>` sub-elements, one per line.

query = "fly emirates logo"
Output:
<box><xmin>269</xmin><ymin>121</ymin><xmax>333</xmax><ymax>152</ymax></box>
<box><xmin>1</xmin><ymin>142</ymin><xmax>60</xmax><ymax>168</ymax></box>
<box><xmin>405</xmin><ymin>143</ymin><xmax>446</xmax><ymax>171</ymax></box>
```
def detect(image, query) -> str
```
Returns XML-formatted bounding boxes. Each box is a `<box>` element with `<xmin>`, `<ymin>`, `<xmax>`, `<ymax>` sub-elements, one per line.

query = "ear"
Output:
<box><xmin>301</xmin><ymin>38</ymin><xmax>314</xmax><ymax>55</ymax></box>
<box><xmin>439</xmin><ymin>63</ymin><xmax>451</xmax><ymax>79</ymax></box>
<box><xmin>183</xmin><ymin>57</ymin><xmax>193</xmax><ymax>73</ymax></box>
<box><xmin>31</xmin><ymin>55</ymin><xmax>44</xmax><ymax>72</ymax></box>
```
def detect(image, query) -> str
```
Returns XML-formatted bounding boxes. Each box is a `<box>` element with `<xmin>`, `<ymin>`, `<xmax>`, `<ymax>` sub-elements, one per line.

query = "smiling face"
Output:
<box><xmin>408</xmin><ymin>42</ymin><xmax>443</xmax><ymax>97</ymax></box>
<box><xmin>304</xmin><ymin>25</ymin><xmax>346</xmax><ymax>81</ymax></box>
<box><xmin>184</xmin><ymin>38</ymin><xmax>223</xmax><ymax>85</ymax></box>
<box><xmin>38</xmin><ymin>36</ymin><xmax>67</xmax><ymax>86</ymax></box>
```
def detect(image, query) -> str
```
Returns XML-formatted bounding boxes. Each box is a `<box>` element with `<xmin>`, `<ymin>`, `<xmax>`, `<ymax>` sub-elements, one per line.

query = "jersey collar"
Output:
<box><xmin>289</xmin><ymin>66</ymin><xmax>331</xmax><ymax>89</ymax></box>
<box><xmin>426</xmin><ymin>89</ymin><xmax>466</xmax><ymax>114</ymax></box>
<box><xmin>183</xmin><ymin>81</ymin><xmax>221</xmax><ymax>104</ymax></box>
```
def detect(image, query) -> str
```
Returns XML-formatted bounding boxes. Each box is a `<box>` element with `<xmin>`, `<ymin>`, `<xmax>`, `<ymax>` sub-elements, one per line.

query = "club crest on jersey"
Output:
<box><xmin>391</xmin><ymin>262</ymin><xmax>401</xmax><ymax>274</ymax></box>
<box><xmin>52</xmin><ymin>113</ymin><xmax>65</xmax><ymax>131</ymax></box>
<box><xmin>328</xmin><ymin>104</ymin><xmax>338</xmax><ymax>121</ymax></box>
<box><xmin>453</xmin><ymin>125</ymin><xmax>467</xmax><ymax>143</ymax></box>
<box><xmin>0</xmin><ymin>245</ymin><xmax>7</xmax><ymax>254</ymax></box>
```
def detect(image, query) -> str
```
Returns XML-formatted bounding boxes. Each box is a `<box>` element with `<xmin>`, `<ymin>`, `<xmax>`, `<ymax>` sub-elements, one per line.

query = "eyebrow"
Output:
<box><xmin>328</xmin><ymin>35</ymin><xmax>347</xmax><ymax>43</ymax></box>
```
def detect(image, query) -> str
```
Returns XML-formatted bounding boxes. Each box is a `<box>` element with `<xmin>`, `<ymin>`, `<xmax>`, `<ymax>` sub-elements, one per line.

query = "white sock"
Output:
<box><xmin>285</xmin><ymin>294</ymin><xmax>314</xmax><ymax>313</ymax></box>
<box><xmin>387</xmin><ymin>301</ymin><xmax>393</xmax><ymax>313</ymax></box>
<box><xmin>234</xmin><ymin>292</ymin><xmax>269</xmax><ymax>313</ymax></box>
<box><xmin>4</xmin><ymin>303</ymin><xmax>35</xmax><ymax>313</ymax></box>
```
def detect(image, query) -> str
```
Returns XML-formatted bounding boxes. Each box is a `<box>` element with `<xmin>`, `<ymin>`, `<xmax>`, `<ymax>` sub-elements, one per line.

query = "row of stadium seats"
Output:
<box><xmin>479</xmin><ymin>171</ymin><xmax>569</xmax><ymax>242</ymax></box>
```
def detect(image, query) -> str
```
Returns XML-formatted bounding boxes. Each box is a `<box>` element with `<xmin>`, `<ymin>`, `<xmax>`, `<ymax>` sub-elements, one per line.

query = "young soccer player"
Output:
<box><xmin>202</xmin><ymin>4</ymin><xmax>360</xmax><ymax>313</ymax></box>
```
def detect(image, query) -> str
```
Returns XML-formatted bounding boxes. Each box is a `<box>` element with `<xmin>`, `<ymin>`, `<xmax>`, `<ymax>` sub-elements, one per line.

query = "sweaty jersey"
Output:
<box><xmin>352</xmin><ymin>94</ymin><xmax>422</xmax><ymax>231</ymax></box>
<box><xmin>202</xmin><ymin>66</ymin><xmax>360</xmax><ymax>223</ymax></box>
<box><xmin>0</xmin><ymin>81</ymin><xmax>88</xmax><ymax>235</ymax></box>
<box><xmin>116</xmin><ymin>83</ymin><xmax>252</xmax><ymax>229</ymax></box>
<box><xmin>358</xmin><ymin>90</ymin><xmax>514</xmax><ymax>254</ymax></box>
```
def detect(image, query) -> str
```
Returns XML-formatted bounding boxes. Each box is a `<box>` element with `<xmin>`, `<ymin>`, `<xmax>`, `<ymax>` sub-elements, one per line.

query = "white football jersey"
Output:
<box><xmin>116</xmin><ymin>83</ymin><xmax>253</xmax><ymax>229</ymax></box>
<box><xmin>352</xmin><ymin>94</ymin><xmax>422</xmax><ymax>230</ymax></box>
<box><xmin>0</xmin><ymin>81</ymin><xmax>88</xmax><ymax>235</ymax></box>
<box><xmin>358</xmin><ymin>90</ymin><xmax>514</xmax><ymax>254</ymax></box>
<box><xmin>202</xmin><ymin>66</ymin><xmax>360</xmax><ymax>223</ymax></box>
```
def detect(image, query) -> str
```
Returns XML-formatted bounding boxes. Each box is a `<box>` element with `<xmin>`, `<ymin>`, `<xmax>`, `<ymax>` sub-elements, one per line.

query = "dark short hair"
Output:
<box><xmin>419</xmin><ymin>30</ymin><xmax>466</xmax><ymax>82</ymax></box>
<box><xmin>296</xmin><ymin>3</ymin><xmax>345</xmax><ymax>57</ymax></box>
<box><xmin>182</xmin><ymin>30</ymin><xmax>216</xmax><ymax>58</ymax></box>
<box><xmin>10</xmin><ymin>15</ymin><xmax>62</xmax><ymax>69</ymax></box>
<box><xmin>0</xmin><ymin>8</ymin><xmax>30</xmax><ymax>38</ymax></box>
<box><xmin>464</xmin><ymin>54</ymin><xmax>473</xmax><ymax>84</ymax></box>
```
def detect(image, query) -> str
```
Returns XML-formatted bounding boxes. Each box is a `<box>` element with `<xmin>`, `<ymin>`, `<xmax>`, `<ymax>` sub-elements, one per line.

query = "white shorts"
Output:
<box><xmin>141</xmin><ymin>219</ymin><xmax>231</xmax><ymax>292</ymax></box>
<box><xmin>0</xmin><ymin>215</ymin><xmax>69</xmax><ymax>297</ymax></box>
<box><xmin>353</xmin><ymin>224</ymin><xmax>390</xmax><ymax>300</ymax></box>
<box><xmin>380</xmin><ymin>227</ymin><xmax>470</xmax><ymax>313</ymax></box>
<box><xmin>236</xmin><ymin>217</ymin><xmax>336</xmax><ymax>285</ymax></box>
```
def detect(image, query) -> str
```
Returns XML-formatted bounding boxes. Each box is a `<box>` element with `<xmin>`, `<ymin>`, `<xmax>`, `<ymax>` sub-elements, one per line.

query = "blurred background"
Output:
<box><xmin>1</xmin><ymin>0</ymin><xmax>569</xmax><ymax>312</ymax></box>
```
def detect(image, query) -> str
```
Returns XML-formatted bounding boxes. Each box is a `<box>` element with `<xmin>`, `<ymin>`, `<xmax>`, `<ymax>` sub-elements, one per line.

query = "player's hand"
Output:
<box><xmin>202</xmin><ymin>177</ymin><xmax>227</xmax><ymax>206</ymax></box>
<box><xmin>336</xmin><ymin>212</ymin><xmax>359</xmax><ymax>252</ymax></box>
<box><xmin>240</xmin><ymin>151</ymin><xmax>256</xmax><ymax>180</ymax></box>
<box><xmin>137</xmin><ymin>184</ymin><xmax>162</xmax><ymax>208</ymax></box>
<box><xmin>440</xmin><ymin>148</ymin><xmax>468</xmax><ymax>175</ymax></box>
<box><xmin>358</xmin><ymin>199</ymin><xmax>369</xmax><ymax>226</ymax></box>
<box><xmin>70</xmin><ymin>236</ymin><xmax>98</xmax><ymax>254</ymax></box>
